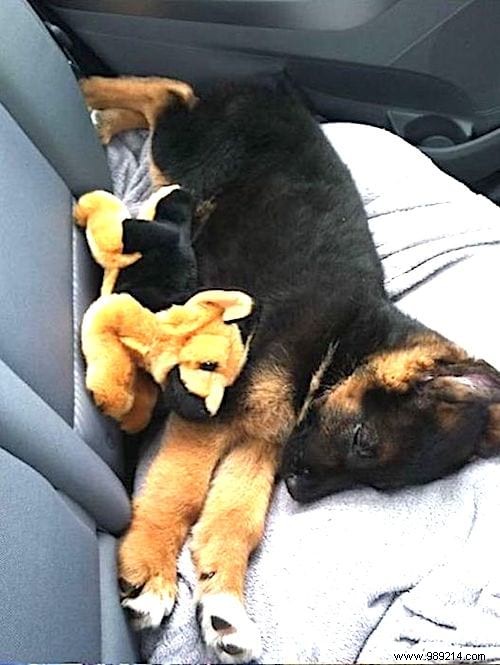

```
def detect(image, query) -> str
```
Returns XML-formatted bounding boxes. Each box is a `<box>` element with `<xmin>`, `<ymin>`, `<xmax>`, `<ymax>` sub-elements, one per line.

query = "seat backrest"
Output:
<box><xmin>0</xmin><ymin>0</ymin><xmax>112</xmax><ymax>196</ymax></box>
<box><xmin>0</xmin><ymin>2</ymin><xmax>137</xmax><ymax>661</ymax></box>
<box><xmin>0</xmin><ymin>0</ymin><xmax>124</xmax><ymax>471</ymax></box>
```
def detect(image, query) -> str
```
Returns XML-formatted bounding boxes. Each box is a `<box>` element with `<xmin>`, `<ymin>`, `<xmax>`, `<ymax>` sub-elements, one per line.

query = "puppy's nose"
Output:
<box><xmin>286</xmin><ymin>470</ymin><xmax>361</xmax><ymax>502</ymax></box>
<box><xmin>280</xmin><ymin>437</ymin><xmax>305</xmax><ymax>477</ymax></box>
<box><xmin>284</xmin><ymin>473</ymin><xmax>303</xmax><ymax>501</ymax></box>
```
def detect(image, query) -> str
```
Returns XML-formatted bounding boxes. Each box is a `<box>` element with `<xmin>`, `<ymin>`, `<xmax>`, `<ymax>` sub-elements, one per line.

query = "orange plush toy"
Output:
<box><xmin>74</xmin><ymin>189</ymin><xmax>253</xmax><ymax>433</ymax></box>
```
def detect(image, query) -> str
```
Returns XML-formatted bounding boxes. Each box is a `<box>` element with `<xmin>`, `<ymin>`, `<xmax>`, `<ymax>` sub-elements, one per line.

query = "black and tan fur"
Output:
<box><xmin>81</xmin><ymin>76</ymin><xmax>500</xmax><ymax>661</ymax></box>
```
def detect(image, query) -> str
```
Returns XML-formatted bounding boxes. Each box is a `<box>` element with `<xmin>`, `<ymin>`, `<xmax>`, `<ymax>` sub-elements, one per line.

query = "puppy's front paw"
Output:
<box><xmin>120</xmin><ymin>578</ymin><xmax>176</xmax><ymax>630</ymax></box>
<box><xmin>118</xmin><ymin>525</ymin><xmax>177</xmax><ymax>630</ymax></box>
<box><xmin>198</xmin><ymin>593</ymin><xmax>262</xmax><ymax>664</ymax></box>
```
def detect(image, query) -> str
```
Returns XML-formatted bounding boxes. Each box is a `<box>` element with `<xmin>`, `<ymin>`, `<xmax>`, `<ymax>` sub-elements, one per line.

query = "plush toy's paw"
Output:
<box><xmin>82</xmin><ymin>294</ymin><xmax>157</xmax><ymax>422</ymax></box>
<box><xmin>74</xmin><ymin>191</ymin><xmax>141</xmax><ymax>272</ymax></box>
<box><xmin>197</xmin><ymin>593</ymin><xmax>262</xmax><ymax>664</ymax></box>
<box><xmin>86</xmin><ymin>371</ymin><xmax>135</xmax><ymax>420</ymax></box>
<box><xmin>73</xmin><ymin>190</ymin><xmax>127</xmax><ymax>228</ymax></box>
<box><xmin>119</xmin><ymin>371</ymin><xmax>159</xmax><ymax>434</ymax></box>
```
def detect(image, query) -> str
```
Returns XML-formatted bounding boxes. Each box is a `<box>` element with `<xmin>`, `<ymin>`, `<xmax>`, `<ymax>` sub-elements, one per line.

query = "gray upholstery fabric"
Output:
<box><xmin>0</xmin><ymin>100</ymin><xmax>124</xmax><ymax>471</ymax></box>
<box><xmin>0</xmin><ymin>5</ymin><xmax>136</xmax><ymax>661</ymax></box>
<box><xmin>0</xmin><ymin>101</ymin><xmax>74</xmax><ymax>424</ymax></box>
<box><xmin>0</xmin><ymin>358</ymin><xmax>130</xmax><ymax>535</ymax></box>
<box><xmin>0</xmin><ymin>447</ymin><xmax>101</xmax><ymax>662</ymax></box>
<box><xmin>98</xmin><ymin>532</ymin><xmax>139</xmax><ymax>662</ymax></box>
<box><xmin>0</xmin><ymin>0</ymin><xmax>112</xmax><ymax>196</ymax></box>
<box><xmin>72</xmin><ymin>205</ymin><xmax>125</xmax><ymax>467</ymax></box>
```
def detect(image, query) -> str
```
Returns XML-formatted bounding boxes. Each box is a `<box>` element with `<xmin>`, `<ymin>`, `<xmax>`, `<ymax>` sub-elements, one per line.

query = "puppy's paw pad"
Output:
<box><xmin>121</xmin><ymin>586</ymin><xmax>175</xmax><ymax>630</ymax></box>
<box><xmin>198</xmin><ymin>593</ymin><xmax>262</xmax><ymax>664</ymax></box>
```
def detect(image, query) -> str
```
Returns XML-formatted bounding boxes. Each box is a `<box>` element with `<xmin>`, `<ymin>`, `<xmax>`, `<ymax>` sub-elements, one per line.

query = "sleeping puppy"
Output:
<box><xmin>81</xmin><ymin>75</ymin><xmax>500</xmax><ymax>662</ymax></box>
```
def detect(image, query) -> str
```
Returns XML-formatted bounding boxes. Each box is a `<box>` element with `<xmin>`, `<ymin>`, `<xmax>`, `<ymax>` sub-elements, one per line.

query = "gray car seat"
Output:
<box><xmin>0</xmin><ymin>0</ymin><xmax>138</xmax><ymax>660</ymax></box>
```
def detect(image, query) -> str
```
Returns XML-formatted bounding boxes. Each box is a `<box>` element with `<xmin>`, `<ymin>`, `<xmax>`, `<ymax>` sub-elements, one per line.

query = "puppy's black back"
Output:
<box><xmin>153</xmin><ymin>83</ymin><xmax>384</xmax><ymax>376</ymax></box>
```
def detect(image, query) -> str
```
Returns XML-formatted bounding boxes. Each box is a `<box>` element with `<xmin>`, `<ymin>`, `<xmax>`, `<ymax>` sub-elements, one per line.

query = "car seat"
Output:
<box><xmin>0</xmin><ymin>0</ymin><xmax>138</xmax><ymax>660</ymax></box>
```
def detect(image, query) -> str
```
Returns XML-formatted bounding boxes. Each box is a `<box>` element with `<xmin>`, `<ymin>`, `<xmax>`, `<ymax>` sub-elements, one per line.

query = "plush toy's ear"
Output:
<box><xmin>155</xmin><ymin>305</ymin><xmax>214</xmax><ymax>337</ymax></box>
<box><xmin>154</xmin><ymin>188</ymin><xmax>194</xmax><ymax>228</ymax></box>
<box><xmin>185</xmin><ymin>290</ymin><xmax>253</xmax><ymax>321</ymax></box>
<box><xmin>137</xmin><ymin>185</ymin><xmax>181</xmax><ymax>220</ymax></box>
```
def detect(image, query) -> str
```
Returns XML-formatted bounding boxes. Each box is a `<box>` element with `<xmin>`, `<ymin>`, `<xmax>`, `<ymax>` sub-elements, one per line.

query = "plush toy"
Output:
<box><xmin>74</xmin><ymin>189</ymin><xmax>253</xmax><ymax>433</ymax></box>
<box><xmin>73</xmin><ymin>185</ymin><xmax>186</xmax><ymax>298</ymax></box>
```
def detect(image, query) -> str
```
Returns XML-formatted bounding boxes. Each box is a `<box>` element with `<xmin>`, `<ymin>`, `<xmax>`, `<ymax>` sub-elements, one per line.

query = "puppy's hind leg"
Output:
<box><xmin>81</xmin><ymin>76</ymin><xmax>196</xmax><ymax>128</ymax></box>
<box><xmin>90</xmin><ymin>107</ymin><xmax>148</xmax><ymax>145</ymax></box>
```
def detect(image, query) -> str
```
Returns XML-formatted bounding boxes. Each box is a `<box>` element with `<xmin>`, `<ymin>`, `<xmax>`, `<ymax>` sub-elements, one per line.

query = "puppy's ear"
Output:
<box><xmin>371</xmin><ymin>336</ymin><xmax>467</xmax><ymax>393</ymax></box>
<box><xmin>427</xmin><ymin>361</ymin><xmax>500</xmax><ymax>458</ymax></box>
<box><xmin>481</xmin><ymin>404</ymin><xmax>500</xmax><ymax>458</ymax></box>
<box><xmin>427</xmin><ymin>362</ymin><xmax>500</xmax><ymax>403</ymax></box>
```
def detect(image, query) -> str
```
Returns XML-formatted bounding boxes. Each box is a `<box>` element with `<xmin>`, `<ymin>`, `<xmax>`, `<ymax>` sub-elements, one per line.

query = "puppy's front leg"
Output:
<box><xmin>191</xmin><ymin>438</ymin><xmax>278</xmax><ymax>664</ymax></box>
<box><xmin>119</xmin><ymin>414</ymin><xmax>231</xmax><ymax>629</ymax></box>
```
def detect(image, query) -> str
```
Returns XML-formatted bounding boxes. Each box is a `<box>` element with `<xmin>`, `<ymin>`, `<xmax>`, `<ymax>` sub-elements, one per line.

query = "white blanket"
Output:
<box><xmin>107</xmin><ymin>123</ymin><xmax>500</xmax><ymax>664</ymax></box>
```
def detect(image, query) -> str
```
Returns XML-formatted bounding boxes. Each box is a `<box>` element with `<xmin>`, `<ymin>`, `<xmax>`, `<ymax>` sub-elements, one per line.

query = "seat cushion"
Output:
<box><xmin>0</xmin><ymin>447</ymin><xmax>101</xmax><ymax>662</ymax></box>
<box><xmin>0</xmin><ymin>446</ymin><xmax>137</xmax><ymax>662</ymax></box>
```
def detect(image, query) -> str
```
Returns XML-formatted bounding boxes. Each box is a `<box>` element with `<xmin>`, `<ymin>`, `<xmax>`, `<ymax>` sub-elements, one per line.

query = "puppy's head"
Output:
<box><xmin>284</xmin><ymin>333</ymin><xmax>500</xmax><ymax>502</ymax></box>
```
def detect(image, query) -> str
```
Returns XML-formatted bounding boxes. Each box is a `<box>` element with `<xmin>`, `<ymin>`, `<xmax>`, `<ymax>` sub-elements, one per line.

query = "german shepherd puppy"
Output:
<box><xmin>82</xmin><ymin>76</ymin><xmax>500</xmax><ymax>662</ymax></box>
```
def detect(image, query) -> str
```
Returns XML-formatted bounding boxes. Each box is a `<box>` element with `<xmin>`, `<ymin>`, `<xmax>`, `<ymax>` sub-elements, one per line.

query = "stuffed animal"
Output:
<box><xmin>73</xmin><ymin>185</ymin><xmax>187</xmax><ymax>298</ymax></box>
<box><xmin>74</xmin><ymin>189</ymin><xmax>253</xmax><ymax>433</ymax></box>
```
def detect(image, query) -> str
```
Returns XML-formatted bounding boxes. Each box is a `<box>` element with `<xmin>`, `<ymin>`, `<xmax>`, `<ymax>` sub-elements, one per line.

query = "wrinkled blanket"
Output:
<box><xmin>106</xmin><ymin>123</ymin><xmax>500</xmax><ymax>664</ymax></box>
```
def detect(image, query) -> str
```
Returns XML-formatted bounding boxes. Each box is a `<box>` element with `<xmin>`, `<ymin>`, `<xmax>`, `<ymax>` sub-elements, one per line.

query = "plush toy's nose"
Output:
<box><xmin>162</xmin><ymin>366</ymin><xmax>211</xmax><ymax>421</ymax></box>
